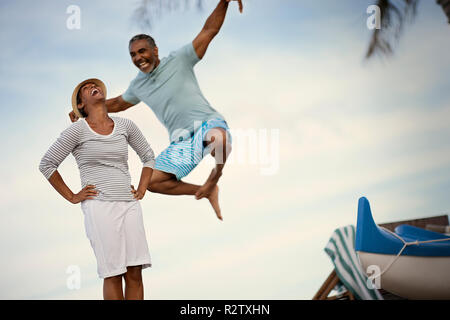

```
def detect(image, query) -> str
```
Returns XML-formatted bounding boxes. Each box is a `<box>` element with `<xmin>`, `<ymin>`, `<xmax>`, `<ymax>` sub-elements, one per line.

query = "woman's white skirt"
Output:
<box><xmin>81</xmin><ymin>199</ymin><xmax>152</xmax><ymax>279</ymax></box>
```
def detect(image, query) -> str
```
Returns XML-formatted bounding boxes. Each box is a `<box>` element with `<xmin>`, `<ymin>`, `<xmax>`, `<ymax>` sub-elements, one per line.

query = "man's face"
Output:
<box><xmin>129</xmin><ymin>39</ymin><xmax>158</xmax><ymax>73</ymax></box>
<box><xmin>78</xmin><ymin>82</ymin><xmax>105</xmax><ymax>109</ymax></box>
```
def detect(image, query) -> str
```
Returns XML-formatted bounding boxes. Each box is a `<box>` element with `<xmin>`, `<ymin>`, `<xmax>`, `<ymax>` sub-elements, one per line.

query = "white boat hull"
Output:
<box><xmin>358</xmin><ymin>252</ymin><xmax>450</xmax><ymax>299</ymax></box>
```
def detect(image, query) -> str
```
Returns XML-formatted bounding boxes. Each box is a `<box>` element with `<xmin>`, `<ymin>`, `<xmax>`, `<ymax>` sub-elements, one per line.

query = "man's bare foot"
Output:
<box><xmin>200</xmin><ymin>185</ymin><xmax>222</xmax><ymax>221</ymax></box>
<box><xmin>195</xmin><ymin>179</ymin><xmax>217</xmax><ymax>200</ymax></box>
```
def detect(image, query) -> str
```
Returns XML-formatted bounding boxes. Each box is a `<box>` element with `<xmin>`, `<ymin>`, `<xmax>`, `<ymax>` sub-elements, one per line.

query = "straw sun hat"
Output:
<box><xmin>71</xmin><ymin>78</ymin><xmax>107</xmax><ymax>118</ymax></box>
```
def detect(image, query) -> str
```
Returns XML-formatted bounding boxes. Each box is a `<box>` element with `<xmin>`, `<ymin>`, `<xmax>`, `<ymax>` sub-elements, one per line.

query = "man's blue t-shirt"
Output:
<box><xmin>122</xmin><ymin>42</ymin><xmax>225</xmax><ymax>143</ymax></box>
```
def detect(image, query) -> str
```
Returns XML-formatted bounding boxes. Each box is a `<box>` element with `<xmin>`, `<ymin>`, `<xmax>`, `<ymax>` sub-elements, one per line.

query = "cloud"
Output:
<box><xmin>1</xmin><ymin>0</ymin><xmax>450</xmax><ymax>300</ymax></box>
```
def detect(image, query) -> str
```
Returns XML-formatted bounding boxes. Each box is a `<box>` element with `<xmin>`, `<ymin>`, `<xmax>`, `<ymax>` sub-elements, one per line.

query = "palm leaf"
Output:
<box><xmin>437</xmin><ymin>0</ymin><xmax>450</xmax><ymax>23</ymax></box>
<box><xmin>132</xmin><ymin>0</ymin><xmax>204</xmax><ymax>30</ymax></box>
<box><xmin>366</xmin><ymin>0</ymin><xmax>419</xmax><ymax>59</ymax></box>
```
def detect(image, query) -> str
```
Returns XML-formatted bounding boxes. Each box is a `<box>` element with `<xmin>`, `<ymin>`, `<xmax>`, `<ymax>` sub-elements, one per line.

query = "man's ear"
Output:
<box><xmin>153</xmin><ymin>46</ymin><xmax>159</xmax><ymax>58</ymax></box>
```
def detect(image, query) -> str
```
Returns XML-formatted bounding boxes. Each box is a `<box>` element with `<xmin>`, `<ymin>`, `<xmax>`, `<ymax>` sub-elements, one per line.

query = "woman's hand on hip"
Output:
<box><xmin>131</xmin><ymin>185</ymin><xmax>146</xmax><ymax>200</ymax></box>
<box><xmin>71</xmin><ymin>185</ymin><xmax>98</xmax><ymax>204</ymax></box>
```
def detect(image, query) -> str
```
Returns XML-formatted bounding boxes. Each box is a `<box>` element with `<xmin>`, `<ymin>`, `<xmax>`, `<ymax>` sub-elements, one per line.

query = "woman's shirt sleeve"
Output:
<box><xmin>39</xmin><ymin>123</ymin><xmax>81</xmax><ymax>180</ymax></box>
<box><xmin>125</xmin><ymin>119</ymin><xmax>155</xmax><ymax>169</ymax></box>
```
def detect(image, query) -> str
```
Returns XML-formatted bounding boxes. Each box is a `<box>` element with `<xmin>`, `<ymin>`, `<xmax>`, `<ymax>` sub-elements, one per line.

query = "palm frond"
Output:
<box><xmin>131</xmin><ymin>0</ymin><xmax>204</xmax><ymax>31</ymax></box>
<box><xmin>366</xmin><ymin>0</ymin><xmax>419</xmax><ymax>59</ymax></box>
<box><xmin>437</xmin><ymin>0</ymin><xmax>450</xmax><ymax>23</ymax></box>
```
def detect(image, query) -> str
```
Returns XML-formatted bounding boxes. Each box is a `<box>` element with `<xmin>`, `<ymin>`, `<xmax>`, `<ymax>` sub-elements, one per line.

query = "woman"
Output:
<box><xmin>39</xmin><ymin>78</ymin><xmax>155</xmax><ymax>300</ymax></box>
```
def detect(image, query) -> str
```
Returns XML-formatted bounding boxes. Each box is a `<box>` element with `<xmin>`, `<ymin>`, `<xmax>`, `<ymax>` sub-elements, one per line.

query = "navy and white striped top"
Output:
<box><xmin>39</xmin><ymin>116</ymin><xmax>155</xmax><ymax>202</ymax></box>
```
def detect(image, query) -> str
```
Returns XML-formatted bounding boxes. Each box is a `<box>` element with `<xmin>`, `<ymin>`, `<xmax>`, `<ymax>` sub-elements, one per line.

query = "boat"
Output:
<box><xmin>355</xmin><ymin>197</ymin><xmax>450</xmax><ymax>299</ymax></box>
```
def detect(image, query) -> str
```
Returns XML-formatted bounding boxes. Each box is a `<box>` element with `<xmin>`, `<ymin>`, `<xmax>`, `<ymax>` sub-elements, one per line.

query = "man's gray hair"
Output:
<box><xmin>129</xmin><ymin>34</ymin><xmax>156</xmax><ymax>48</ymax></box>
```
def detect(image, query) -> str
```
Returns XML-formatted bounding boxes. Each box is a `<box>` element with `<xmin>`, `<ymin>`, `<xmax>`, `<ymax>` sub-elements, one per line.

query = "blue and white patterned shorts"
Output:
<box><xmin>154</xmin><ymin>118</ymin><xmax>232</xmax><ymax>180</ymax></box>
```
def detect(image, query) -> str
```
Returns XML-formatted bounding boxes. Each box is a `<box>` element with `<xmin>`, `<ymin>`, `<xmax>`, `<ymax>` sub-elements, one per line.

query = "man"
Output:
<box><xmin>70</xmin><ymin>0</ymin><xmax>243</xmax><ymax>221</ymax></box>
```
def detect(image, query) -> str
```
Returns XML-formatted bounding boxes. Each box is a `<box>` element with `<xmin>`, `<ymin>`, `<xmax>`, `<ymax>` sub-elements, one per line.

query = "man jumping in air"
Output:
<box><xmin>70</xmin><ymin>0</ymin><xmax>244</xmax><ymax>220</ymax></box>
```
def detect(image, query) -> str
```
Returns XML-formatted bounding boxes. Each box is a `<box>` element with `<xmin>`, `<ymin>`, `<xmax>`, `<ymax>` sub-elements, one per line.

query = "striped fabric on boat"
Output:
<box><xmin>324</xmin><ymin>225</ymin><xmax>383</xmax><ymax>300</ymax></box>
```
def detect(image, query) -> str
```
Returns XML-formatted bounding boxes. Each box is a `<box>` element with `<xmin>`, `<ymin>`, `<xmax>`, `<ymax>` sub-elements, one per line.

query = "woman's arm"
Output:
<box><xmin>39</xmin><ymin>124</ymin><xmax>97</xmax><ymax>203</ymax></box>
<box><xmin>131</xmin><ymin>167</ymin><xmax>153</xmax><ymax>200</ymax></box>
<box><xmin>125</xmin><ymin>119</ymin><xmax>156</xmax><ymax>200</ymax></box>
<box><xmin>48</xmin><ymin>170</ymin><xmax>98</xmax><ymax>203</ymax></box>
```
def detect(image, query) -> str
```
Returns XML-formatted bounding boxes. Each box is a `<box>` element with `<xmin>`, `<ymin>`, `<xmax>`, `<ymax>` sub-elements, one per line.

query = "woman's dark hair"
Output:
<box><xmin>76</xmin><ymin>90</ymin><xmax>88</xmax><ymax>117</ymax></box>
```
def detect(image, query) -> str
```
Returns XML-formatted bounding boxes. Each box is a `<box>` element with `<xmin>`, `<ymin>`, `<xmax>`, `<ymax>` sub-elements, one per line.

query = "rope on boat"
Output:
<box><xmin>376</xmin><ymin>227</ymin><xmax>450</xmax><ymax>278</ymax></box>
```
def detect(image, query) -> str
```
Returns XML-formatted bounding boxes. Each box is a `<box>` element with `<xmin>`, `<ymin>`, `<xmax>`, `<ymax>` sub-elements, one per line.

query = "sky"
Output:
<box><xmin>1</xmin><ymin>0</ymin><xmax>450</xmax><ymax>299</ymax></box>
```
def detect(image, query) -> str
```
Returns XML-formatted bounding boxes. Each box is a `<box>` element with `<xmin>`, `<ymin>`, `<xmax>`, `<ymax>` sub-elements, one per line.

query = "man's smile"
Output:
<box><xmin>137</xmin><ymin>60</ymin><xmax>151</xmax><ymax>69</ymax></box>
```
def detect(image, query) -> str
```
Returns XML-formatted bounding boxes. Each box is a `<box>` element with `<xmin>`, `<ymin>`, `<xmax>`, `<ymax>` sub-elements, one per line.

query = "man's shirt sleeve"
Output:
<box><xmin>175</xmin><ymin>42</ymin><xmax>201</xmax><ymax>67</ymax></box>
<box><xmin>122</xmin><ymin>81</ymin><xmax>141</xmax><ymax>105</ymax></box>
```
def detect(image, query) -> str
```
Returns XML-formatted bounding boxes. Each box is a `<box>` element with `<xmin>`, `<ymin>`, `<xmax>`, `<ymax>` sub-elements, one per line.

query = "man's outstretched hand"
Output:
<box><xmin>226</xmin><ymin>0</ymin><xmax>243</xmax><ymax>13</ymax></box>
<box><xmin>69</xmin><ymin>110</ymin><xmax>79</xmax><ymax>122</ymax></box>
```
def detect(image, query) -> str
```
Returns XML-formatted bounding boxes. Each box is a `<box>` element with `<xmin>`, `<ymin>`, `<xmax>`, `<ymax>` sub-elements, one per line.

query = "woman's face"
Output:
<box><xmin>77</xmin><ymin>82</ymin><xmax>105</xmax><ymax>115</ymax></box>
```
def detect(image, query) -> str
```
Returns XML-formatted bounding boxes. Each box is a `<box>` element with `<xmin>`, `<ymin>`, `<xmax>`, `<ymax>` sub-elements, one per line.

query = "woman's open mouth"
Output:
<box><xmin>91</xmin><ymin>88</ymin><xmax>99</xmax><ymax>96</ymax></box>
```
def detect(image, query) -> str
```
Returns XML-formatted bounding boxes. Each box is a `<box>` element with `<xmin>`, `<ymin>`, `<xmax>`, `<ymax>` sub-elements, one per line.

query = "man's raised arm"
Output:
<box><xmin>192</xmin><ymin>0</ymin><xmax>243</xmax><ymax>60</ymax></box>
<box><xmin>105</xmin><ymin>95</ymin><xmax>135</xmax><ymax>113</ymax></box>
<box><xmin>69</xmin><ymin>95</ymin><xmax>135</xmax><ymax>122</ymax></box>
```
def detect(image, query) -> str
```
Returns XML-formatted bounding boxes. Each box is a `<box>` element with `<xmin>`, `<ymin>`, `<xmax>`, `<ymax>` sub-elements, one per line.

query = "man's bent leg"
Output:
<box><xmin>148</xmin><ymin>169</ymin><xmax>199</xmax><ymax>196</ymax></box>
<box><xmin>195</xmin><ymin>128</ymin><xmax>232</xmax><ymax>202</ymax></box>
<box><xmin>148</xmin><ymin>169</ymin><xmax>223</xmax><ymax>220</ymax></box>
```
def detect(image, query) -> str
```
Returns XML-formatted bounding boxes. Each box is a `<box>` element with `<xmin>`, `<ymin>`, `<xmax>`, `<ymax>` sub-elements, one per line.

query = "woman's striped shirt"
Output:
<box><xmin>39</xmin><ymin>116</ymin><xmax>155</xmax><ymax>202</ymax></box>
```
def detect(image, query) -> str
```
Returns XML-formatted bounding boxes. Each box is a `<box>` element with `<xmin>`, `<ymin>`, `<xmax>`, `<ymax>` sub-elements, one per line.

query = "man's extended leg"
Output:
<box><xmin>147</xmin><ymin>169</ymin><xmax>223</xmax><ymax>220</ymax></box>
<box><xmin>195</xmin><ymin>127</ymin><xmax>232</xmax><ymax>201</ymax></box>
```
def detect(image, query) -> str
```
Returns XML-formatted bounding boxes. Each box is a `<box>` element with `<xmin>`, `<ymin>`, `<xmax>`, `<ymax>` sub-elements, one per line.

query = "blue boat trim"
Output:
<box><xmin>395</xmin><ymin>224</ymin><xmax>450</xmax><ymax>241</ymax></box>
<box><xmin>355</xmin><ymin>197</ymin><xmax>450</xmax><ymax>257</ymax></box>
